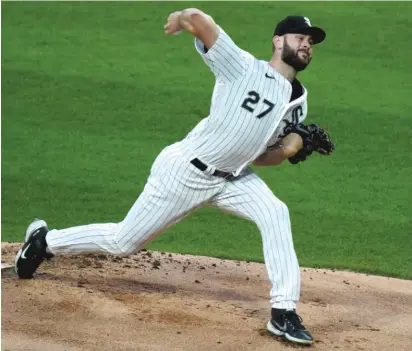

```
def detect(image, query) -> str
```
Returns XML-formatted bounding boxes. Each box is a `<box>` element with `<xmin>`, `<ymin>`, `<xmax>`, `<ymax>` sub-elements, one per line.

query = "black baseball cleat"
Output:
<box><xmin>15</xmin><ymin>219</ymin><xmax>54</xmax><ymax>279</ymax></box>
<box><xmin>267</xmin><ymin>308</ymin><xmax>313</xmax><ymax>345</ymax></box>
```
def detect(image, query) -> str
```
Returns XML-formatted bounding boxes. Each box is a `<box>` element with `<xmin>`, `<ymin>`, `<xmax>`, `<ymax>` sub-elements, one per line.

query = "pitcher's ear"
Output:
<box><xmin>273</xmin><ymin>35</ymin><xmax>283</xmax><ymax>51</ymax></box>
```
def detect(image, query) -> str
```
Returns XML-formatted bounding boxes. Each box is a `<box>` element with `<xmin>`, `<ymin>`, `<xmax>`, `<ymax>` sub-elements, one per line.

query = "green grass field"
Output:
<box><xmin>2</xmin><ymin>2</ymin><xmax>411</xmax><ymax>279</ymax></box>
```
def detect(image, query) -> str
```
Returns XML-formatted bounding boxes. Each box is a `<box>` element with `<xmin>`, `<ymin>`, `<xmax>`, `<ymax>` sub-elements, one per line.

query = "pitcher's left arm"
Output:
<box><xmin>254</xmin><ymin>123</ymin><xmax>335</xmax><ymax>167</ymax></box>
<box><xmin>253</xmin><ymin>133</ymin><xmax>303</xmax><ymax>166</ymax></box>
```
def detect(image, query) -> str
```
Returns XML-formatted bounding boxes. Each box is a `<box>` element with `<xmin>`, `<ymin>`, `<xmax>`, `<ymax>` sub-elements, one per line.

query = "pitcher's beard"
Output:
<box><xmin>281</xmin><ymin>42</ymin><xmax>311</xmax><ymax>72</ymax></box>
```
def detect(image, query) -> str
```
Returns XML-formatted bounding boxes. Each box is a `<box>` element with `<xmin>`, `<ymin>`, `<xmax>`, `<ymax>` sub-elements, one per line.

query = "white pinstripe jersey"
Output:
<box><xmin>181</xmin><ymin>26</ymin><xmax>308</xmax><ymax>176</ymax></box>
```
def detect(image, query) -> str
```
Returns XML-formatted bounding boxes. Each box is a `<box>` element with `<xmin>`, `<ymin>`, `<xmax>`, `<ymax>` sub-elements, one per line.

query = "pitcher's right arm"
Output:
<box><xmin>164</xmin><ymin>9</ymin><xmax>219</xmax><ymax>49</ymax></box>
<box><xmin>164</xmin><ymin>9</ymin><xmax>250</xmax><ymax>83</ymax></box>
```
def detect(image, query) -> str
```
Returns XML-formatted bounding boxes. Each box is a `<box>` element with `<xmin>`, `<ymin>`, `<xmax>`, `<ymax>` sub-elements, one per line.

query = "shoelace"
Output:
<box><xmin>283</xmin><ymin>311</ymin><xmax>305</xmax><ymax>331</ymax></box>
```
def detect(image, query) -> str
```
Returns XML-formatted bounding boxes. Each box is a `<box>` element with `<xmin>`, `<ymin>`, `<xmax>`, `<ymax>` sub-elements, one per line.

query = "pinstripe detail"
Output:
<box><xmin>46</xmin><ymin>146</ymin><xmax>224</xmax><ymax>256</ymax></box>
<box><xmin>190</xmin><ymin>27</ymin><xmax>295</xmax><ymax>175</ymax></box>
<box><xmin>44</xmin><ymin>27</ymin><xmax>310</xmax><ymax>312</ymax></box>
<box><xmin>209</xmin><ymin>169</ymin><xmax>300</xmax><ymax>309</ymax></box>
<box><xmin>195</xmin><ymin>26</ymin><xmax>247</xmax><ymax>84</ymax></box>
<box><xmin>45</xmin><ymin>148</ymin><xmax>300</xmax><ymax>309</ymax></box>
<box><xmin>212</xmin><ymin>59</ymin><xmax>263</xmax><ymax>158</ymax></box>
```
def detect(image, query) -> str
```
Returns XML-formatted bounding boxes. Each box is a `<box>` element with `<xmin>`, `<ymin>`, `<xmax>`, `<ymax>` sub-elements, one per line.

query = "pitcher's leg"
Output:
<box><xmin>16</xmin><ymin>149</ymin><xmax>222</xmax><ymax>278</ymax></box>
<box><xmin>46</xmin><ymin>164</ymin><xmax>215</xmax><ymax>256</ymax></box>
<box><xmin>209</xmin><ymin>171</ymin><xmax>312</xmax><ymax>344</ymax></box>
<box><xmin>209</xmin><ymin>170</ymin><xmax>300</xmax><ymax>308</ymax></box>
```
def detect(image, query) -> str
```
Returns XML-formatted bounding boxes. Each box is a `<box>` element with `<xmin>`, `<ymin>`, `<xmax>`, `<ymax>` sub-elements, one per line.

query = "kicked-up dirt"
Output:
<box><xmin>2</xmin><ymin>242</ymin><xmax>412</xmax><ymax>351</ymax></box>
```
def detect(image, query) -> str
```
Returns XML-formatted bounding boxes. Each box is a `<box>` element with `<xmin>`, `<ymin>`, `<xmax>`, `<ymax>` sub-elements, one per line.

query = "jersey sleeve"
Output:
<box><xmin>194</xmin><ymin>26</ymin><xmax>250</xmax><ymax>83</ymax></box>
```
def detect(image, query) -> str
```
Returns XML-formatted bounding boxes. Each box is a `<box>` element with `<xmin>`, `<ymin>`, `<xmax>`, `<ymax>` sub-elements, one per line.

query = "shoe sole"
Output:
<box><xmin>15</xmin><ymin>219</ymin><xmax>48</xmax><ymax>278</ymax></box>
<box><xmin>266</xmin><ymin>321</ymin><xmax>313</xmax><ymax>345</ymax></box>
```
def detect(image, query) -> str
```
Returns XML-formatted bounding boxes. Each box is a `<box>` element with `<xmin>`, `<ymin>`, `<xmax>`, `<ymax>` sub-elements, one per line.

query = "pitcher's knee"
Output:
<box><xmin>108</xmin><ymin>239</ymin><xmax>137</xmax><ymax>256</ymax></box>
<box><xmin>112</xmin><ymin>236</ymin><xmax>139</xmax><ymax>257</ymax></box>
<box><xmin>267</xmin><ymin>200</ymin><xmax>290</xmax><ymax>219</ymax></box>
<box><xmin>277</xmin><ymin>201</ymin><xmax>290</xmax><ymax>216</ymax></box>
<box><xmin>106</xmin><ymin>223</ymin><xmax>140</xmax><ymax>256</ymax></box>
<box><xmin>114</xmin><ymin>244</ymin><xmax>137</xmax><ymax>257</ymax></box>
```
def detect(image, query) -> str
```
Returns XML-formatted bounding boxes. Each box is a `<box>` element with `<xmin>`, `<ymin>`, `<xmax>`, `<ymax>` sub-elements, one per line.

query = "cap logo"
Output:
<box><xmin>304</xmin><ymin>17</ymin><xmax>312</xmax><ymax>26</ymax></box>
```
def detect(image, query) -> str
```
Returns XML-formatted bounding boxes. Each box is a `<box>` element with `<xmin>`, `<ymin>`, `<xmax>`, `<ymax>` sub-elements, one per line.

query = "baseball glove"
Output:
<box><xmin>288</xmin><ymin>123</ymin><xmax>335</xmax><ymax>164</ymax></box>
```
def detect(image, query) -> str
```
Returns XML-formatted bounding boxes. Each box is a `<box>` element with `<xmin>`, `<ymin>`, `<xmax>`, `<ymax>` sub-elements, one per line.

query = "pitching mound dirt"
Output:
<box><xmin>2</xmin><ymin>242</ymin><xmax>411</xmax><ymax>350</ymax></box>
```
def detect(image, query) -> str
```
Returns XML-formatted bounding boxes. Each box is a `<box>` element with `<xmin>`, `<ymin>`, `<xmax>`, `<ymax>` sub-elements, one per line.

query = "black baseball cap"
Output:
<box><xmin>274</xmin><ymin>16</ymin><xmax>326</xmax><ymax>44</ymax></box>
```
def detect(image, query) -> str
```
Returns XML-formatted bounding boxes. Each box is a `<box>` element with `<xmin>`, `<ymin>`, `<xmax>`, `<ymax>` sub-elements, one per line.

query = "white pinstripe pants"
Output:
<box><xmin>46</xmin><ymin>143</ymin><xmax>300</xmax><ymax>309</ymax></box>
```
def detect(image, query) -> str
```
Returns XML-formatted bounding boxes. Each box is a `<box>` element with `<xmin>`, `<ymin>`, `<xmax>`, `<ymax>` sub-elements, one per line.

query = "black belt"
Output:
<box><xmin>190</xmin><ymin>158</ymin><xmax>236</xmax><ymax>181</ymax></box>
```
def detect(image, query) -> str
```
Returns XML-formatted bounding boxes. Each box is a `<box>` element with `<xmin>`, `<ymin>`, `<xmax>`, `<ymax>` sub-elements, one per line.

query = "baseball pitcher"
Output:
<box><xmin>15</xmin><ymin>9</ymin><xmax>334</xmax><ymax>345</ymax></box>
